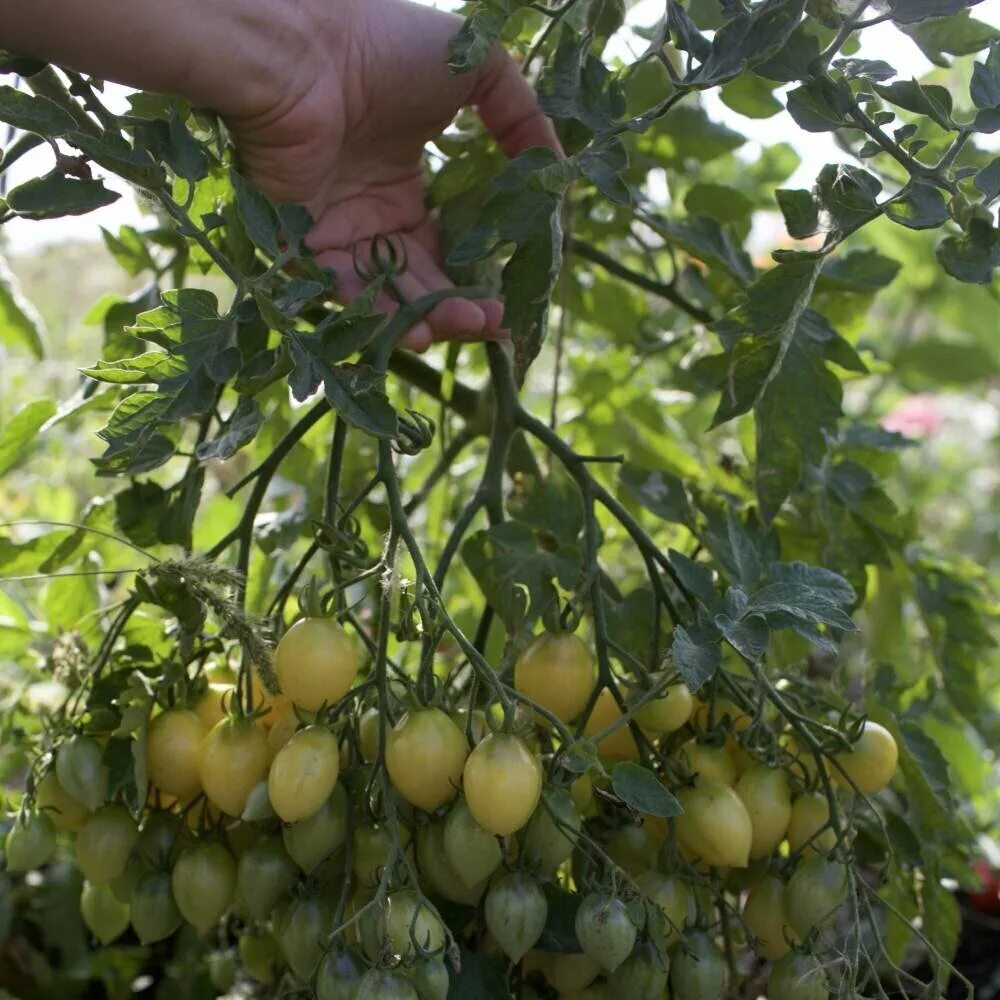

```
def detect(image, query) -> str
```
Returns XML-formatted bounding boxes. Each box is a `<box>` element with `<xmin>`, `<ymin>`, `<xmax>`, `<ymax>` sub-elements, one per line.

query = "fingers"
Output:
<box><xmin>472</xmin><ymin>44</ymin><xmax>563</xmax><ymax>160</ymax></box>
<box><xmin>315</xmin><ymin>237</ymin><xmax>508</xmax><ymax>352</ymax></box>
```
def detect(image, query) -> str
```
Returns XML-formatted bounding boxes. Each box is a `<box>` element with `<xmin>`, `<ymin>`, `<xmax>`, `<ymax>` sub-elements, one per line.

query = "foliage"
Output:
<box><xmin>0</xmin><ymin>1</ymin><xmax>998</xmax><ymax>998</ymax></box>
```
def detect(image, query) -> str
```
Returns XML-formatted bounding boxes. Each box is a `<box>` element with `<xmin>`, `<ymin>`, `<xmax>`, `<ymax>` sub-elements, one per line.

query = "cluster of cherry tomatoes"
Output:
<box><xmin>4</xmin><ymin>617</ymin><xmax>900</xmax><ymax>999</ymax></box>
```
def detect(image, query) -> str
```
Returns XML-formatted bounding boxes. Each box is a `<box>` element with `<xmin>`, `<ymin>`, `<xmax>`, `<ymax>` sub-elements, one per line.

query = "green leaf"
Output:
<box><xmin>448</xmin><ymin>0</ymin><xmax>528</xmax><ymax>73</ymax></box>
<box><xmin>775</xmin><ymin>188</ymin><xmax>819</xmax><ymax>238</ymax></box>
<box><xmin>874</xmin><ymin>80</ymin><xmax>955</xmax><ymax>130</ymax></box>
<box><xmin>921</xmin><ymin>876</ymin><xmax>960</xmax><ymax>967</ymax></box>
<box><xmin>0</xmin><ymin>255</ymin><xmax>44</xmax><ymax>357</ymax></box>
<box><xmin>684</xmin><ymin>183</ymin><xmax>755</xmax><ymax>223</ymax></box>
<box><xmin>449</xmin><ymin>148</ymin><xmax>569</xmax><ymax>377</ymax></box>
<box><xmin>908</xmin><ymin>13</ymin><xmax>999</xmax><ymax>65</ymax></box>
<box><xmin>0</xmin><ymin>399</ymin><xmax>55</xmax><ymax>475</ymax></box>
<box><xmin>745</xmin><ymin>582</ymin><xmax>857</xmax><ymax>631</ymax></box>
<box><xmin>671</xmin><ymin>624</ymin><xmax>721</xmax><ymax>693</ymax></box>
<box><xmin>0</xmin><ymin>85</ymin><xmax>77</xmax><ymax>135</ymax></box>
<box><xmin>508</xmin><ymin>467</ymin><xmax>585</xmax><ymax>548</ymax></box>
<box><xmin>973</xmin><ymin>157</ymin><xmax>1000</xmax><ymax>202</ymax></box>
<box><xmin>766</xmin><ymin>562</ymin><xmax>855</xmax><ymax>608</ymax></box>
<box><xmin>970</xmin><ymin>42</ymin><xmax>1000</xmax><ymax>109</ymax></box>
<box><xmin>885</xmin><ymin>181</ymin><xmax>950</xmax><ymax>229</ymax></box>
<box><xmin>7</xmin><ymin>171</ymin><xmax>119</xmax><ymax>219</ymax></box>
<box><xmin>462</xmin><ymin>521</ymin><xmax>581</xmax><ymax>628</ymax></box>
<box><xmin>818</xmin><ymin>249</ymin><xmax>901</xmax><ymax>293</ymax></box>
<box><xmin>935</xmin><ymin>224</ymin><xmax>1000</xmax><ymax>284</ymax></box>
<box><xmin>668</xmin><ymin>550</ymin><xmax>717</xmax><ymax>606</ymax></box>
<box><xmin>719</xmin><ymin>72</ymin><xmax>783</xmax><ymax>119</ymax></box>
<box><xmin>539</xmin><ymin>29</ymin><xmax>625</xmax><ymax>134</ymax></box>
<box><xmin>785</xmin><ymin>79</ymin><xmax>852</xmax><ymax>132</ymax></box>
<box><xmin>662</xmin><ymin>215</ymin><xmax>754</xmax><ymax>284</ymax></box>
<box><xmin>560</xmin><ymin>741</ymin><xmax>601</xmax><ymax>775</ymax></box>
<box><xmin>69</xmin><ymin>131</ymin><xmax>165</xmax><ymax>189</ymax></box>
<box><xmin>889</xmin><ymin>0</ymin><xmax>979</xmax><ymax>24</ymax></box>
<box><xmin>619</xmin><ymin>464</ymin><xmax>694</xmax><ymax>526</ymax></box>
<box><xmin>814</xmin><ymin>163</ymin><xmax>883</xmax><ymax>237</ymax></box>
<box><xmin>612</xmin><ymin>762</ymin><xmax>683</xmax><ymax>818</ymax></box>
<box><xmin>114</xmin><ymin>481</ymin><xmax>170</xmax><ymax>548</ymax></box>
<box><xmin>196</xmin><ymin>396</ymin><xmax>264</xmax><ymax>461</ymax></box>
<box><xmin>833</xmin><ymin>58</ymin><xmax>897</xmax><ymax>82</ymax></box>
<box><xmin>230</xmin><ymin>169</ymin><xmax>280</xmax><ymax>256</ymax></box>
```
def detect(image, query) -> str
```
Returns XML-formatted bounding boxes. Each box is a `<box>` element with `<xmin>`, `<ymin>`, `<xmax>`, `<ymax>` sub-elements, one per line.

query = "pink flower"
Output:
<box><xmin>881</xmin><ymin>395</ymin><xmax>945</xmax><ymax>439</ymax></box>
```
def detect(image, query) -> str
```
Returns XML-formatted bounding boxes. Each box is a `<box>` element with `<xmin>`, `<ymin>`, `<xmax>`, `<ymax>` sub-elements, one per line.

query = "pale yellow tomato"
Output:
<box><xmin>267</xmin><ymin>726</ymin><xmax>340</xmax><ymax>823</ymax></box>
<box><xmin>464</xmin><ymin>733</ymin><xmax>542</xmax><ymax>836</ymax></box>
<box><xmin>678</xmin><ymin>739</ymin><xmax>737</xmax><ymax>785</ymax></box>
<box><xmin>583</xmin><ymin>689</ymin><xmax>640</xmax><ymax>762</ymax></box>
<box><xmin>675</xmin><ymin>778</ymin><xmax>753</xmax><ymax>868</ymax></box>
<box><xmin>833</xmin><ymin>721</ymin><xmax>898</xmax><ymax>795</ymax></box>
<box><xmin>36</xmin><ymin>770</ymin><xmax>90</xmax><ymax>833</ymax></box>
<box><xmin>198</xmin><ymin>718</ymin><xmax>269</xmax><ymax>817</ymax></box>
<box><xmin>275</xmin><ymin>617</ymin><xmax>358</xmax><ymax>712</ymax></box>
<box><xmin>514</xmin><ymin>632</ymin><xmax>596</xmax><ymax>724</ymax></box>
<box><xmin>386</xmin><ymin>708</ymin><xmax>468</xmax><ymax>813</ymax></box>
<box><xmin>786</xmin><ymin>792</ymin><xmax>837</xmax><ymax>856</ymax></box>
<box><xmin>635</xmin><ymin>680</ymin><xmax>694</xmax><ymax>734</ymax></box>
<box><xmin>735</xmin><ymin>764</ymin><xmax>791</xmax><ymax>860</ymax></box>
<box><xmin>147</xmin><ymin>709</ymin><xmax>206</xmax><ymax>800</ymax></box>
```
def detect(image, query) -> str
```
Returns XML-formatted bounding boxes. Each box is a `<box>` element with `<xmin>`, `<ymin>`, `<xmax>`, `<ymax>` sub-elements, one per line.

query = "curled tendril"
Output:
<box><xmin>353</xmin><ymin>234</ymin><xmax>410</xmax><ymax>283</ymax></box>
<box><xmin>311</xmin><ymin>516</ymin><xmax>370</xmax><ymax>568</ymax></box>
<box><xmin>393</xmin><ymin>410</ymin><xmax>436</xmax><ymax>456</ymax></box>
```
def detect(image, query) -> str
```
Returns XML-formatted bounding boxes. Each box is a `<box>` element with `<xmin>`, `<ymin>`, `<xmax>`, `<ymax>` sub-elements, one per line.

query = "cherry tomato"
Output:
<box><xmin>605</xmin><ymin>823</ymin><xmax>658</xmax><ymax>876</ymax></box>
<box><xmin>769</xmin><ymin>950</ymin><xmax>829</xmax><ymax>1000</ymax></box>
<box><xmin>443</xmin><ymin>797</ymin><xmax>502</xmax><ymax>888</ymax></box>
<box><xmin>36</xmin><ymin>770</ymin><xmax>90</xmax><ymax>833</ymax></box>
<box><xmin>575</xmin><ymin>894</ymin><xmax>637</xmax><ymax>972</ymax></box>
<box><xmin>130</xmin><ymin>870</ymin><xmax>182</xmax><ymax>944</ymax></box>
<box><xmin>386</xmin><ymin>708</ymin><xmax>468</xmax><ymax>813</ymax></box>
<box><xmin>570</xmin><ymin>772</ymin><xmax>595</xmax><ymax>815</ymax></box>
<box><xmin>5</xmin><ymin>810</ymin><xmax>56</xmax><ymax>871</ymax></box>
<box><xmin>785</xmin><ymin>855</ymin><xmax>848</xmax><ymax>937</ymax></box>
<box><xmin>693</xmin><ymin>697</ymin><xmax>752</xmax><ymax>734</ymax></box>
<box><xmin>633</xmin><ymin>869</ymin><xmax>688</xmax><ymax>944</ymax></box>
<box><xmin>276</xmin><ymin>616</ymin><xmax>358</xmax><ymax>711</ymax></box>
<box><xmin>317</xmin><ymin>949</ymin><xmax>365</xmax><ymax>1000</ymax></box>
<box><xmin>147</xmin><ymin>709</ymin><xmax>206</xmax><ymax>801</ymax></box>
<box><xmin>110</xmin><ymin>851</ymin><xmax>150</xmax><ymax>904</ymax></box>
<box><xmin>237</xmin><ymin>835</ymin><xmax>298</xmax><ymax>921</ymax></box>
<box><xmin>786</xmin><ymin>791</ymin><xmax>837</xmax><ymax>855</ymax></box>
<box><xmin>56</xmin><ymin>734</ymin><xmax>108</xmax><ymax>811</ymax></box>
<box><xmin>412</xmin><ymin>956</ymin><xmax>449</xmax><ymax>1000</ymax></box>
<box><xmin>583</xmin><ymin>688</ymin><xmax>639</xmax><ymax>761</ymax></box>
<box><xmin>198</xmin><ymin>716</ymin><xmax>269</xmax><ymax>817</ymax></box>
<box><xmin>267</xmin><ymin>725</ymin><xmax>340</xmax><ymax>822</ymax></box>
<box><xmin>679</xmin><ymin>739</ymin><xmax>737</xmax><ymax>785</ymax></box>
<box><xmin>463</xmin><ymin>732</ymin><xmax>542</xmax><ymax>836</ymax></box>
<box><xmin>515</xmin><ymin>631</ymin><xmax>596</xmax><ymax>723</ymax></box>
<box><xmin>833</xmin><ymin>721</ymin><xmax>898</xmax><ymax>795</ymax></box>
<box><xmin>675</xmin><ymin>778</ymin><xmax>753</xmax><ymax>868</ymax></box>
<box><xmin>670</xmin><ymin>931</ymin><xmax>726</xmax><ymax>998</ymax></box>
<box><xmin>195</xmin><ymin>683</ymin><xmax>232</xmax><ymax>731</ymax></box>
<box><xmin>608</xmin><ymin>939</ymin><xmax>668</xmax><ymax>997</ymax></box>
<box><xmin>137</xmin><ymin>809</ymin><xmax>181</xmax><ymax>866</ymax></box>
<box><xmin>415</xmin><ymin>820</ymin><xmax>486</xmax><ymax>906</ymax></box>
<box><xmin>171</xmin><ymin>841</ymin><xmax>236</xmax><ymax>932</ymax></box>
<box><xmin>485</xmin><ymin>871</ymin><xmax>548</xmax><ymax>963</ymax></box>
<box><xmin>541</xmin><ymin>952</ymin><xmax>601</xmax><ymax>994</ymax></box>
<box><xmin>207</xmin><ymin>950</ymin><xmax>237</xmax><ymax>993</ymax></box>
<box><xmin>283</xmin><ymin>783</ymin><xmax>349</xmax><ymax>873</ymax></box>
<box><xmin>382</xmin><ymin>889</ymin><xmax>446</xmax><ymax>959</ymax></box>
<box><xmin>267</xmin><ymin>702</ymin><xmax>299</xmax><ymax>758</ymax></box>
<box><xmin>742</xmin><ymin>872</ymin><xmax>798</xmax><ymax>960</ymax></box>
<box><xmin>521</xmin><ymin>787</ymin><xmax>581</xmax><ymax>874</ymax></box>
<box><xmin>81</xmin><ymin>880</ymin><xmax>130</xmax><ymax>945</ymax></box>
<box><xmin>353</xmin><ymin>823</ymin><xmax>412</xmax><ymax>888</ymax></box>
<box><xmin>76</xmin><ymin>804</ymin><xmax>139</xmax><ymax>883</ymax></box>
<box><xmin>635</xmin><ymin>679</ymin><xmax>694</xmax><ymax>734</ymax></box>
<box><xmin>240</xmin><ymin>926</ymin><xmax>285</xmax><ymax>985</ymax></box>
<box><xmin>280</xmin><ymin>895</ymin><xmax>334</xmax><ymax>981</ymax></box>
<box><xmin>356</xmin><ymin>969</ymin><xmax>419</xmax><ymax>1000</ymax></box>
<box><xmin>358</xmin><ymin>707</ymin><xmax>381</xmax><ymax>762</ymax></box>
<box><xmin>735</xmin><ymin>763</ymin><xmax>791</xmax><ymax>860</ymax></box>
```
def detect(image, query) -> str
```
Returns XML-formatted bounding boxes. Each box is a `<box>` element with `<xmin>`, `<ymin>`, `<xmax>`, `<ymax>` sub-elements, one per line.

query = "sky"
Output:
<box><xmin>4</xmin><ymin>0</ymin><xmax>999</xmax><ymax>250</ymax></box>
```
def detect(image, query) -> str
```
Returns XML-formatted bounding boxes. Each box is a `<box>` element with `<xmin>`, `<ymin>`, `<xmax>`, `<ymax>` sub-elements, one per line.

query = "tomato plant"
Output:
<box><xmin>1</xmin><ymin>1</ymin><xmax>998</xmax><ymax>997</ymax></box>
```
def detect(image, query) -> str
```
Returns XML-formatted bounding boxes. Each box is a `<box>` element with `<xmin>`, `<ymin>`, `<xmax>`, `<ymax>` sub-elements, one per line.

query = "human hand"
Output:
<box><xmin>224</xmin><ymin>0</ymin><xmax>561</xmax><ymax>351</ymax></box>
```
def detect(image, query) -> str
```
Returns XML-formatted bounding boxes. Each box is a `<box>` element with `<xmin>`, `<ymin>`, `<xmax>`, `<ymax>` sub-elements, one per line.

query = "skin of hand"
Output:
<box><xmin>224</xmin><ymin>0</ymin><xmax>561</xmax><ymax>351</ymax></box>
<box><xmin>3</xmin><ymin>0</ymin><xmax>561</xmax><ymax>351</ymax></box>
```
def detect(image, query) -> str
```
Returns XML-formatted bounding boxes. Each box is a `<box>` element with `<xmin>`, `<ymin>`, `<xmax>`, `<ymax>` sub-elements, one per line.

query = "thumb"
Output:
<box><xmin>470</xmin><ymin>44</ymin><xmax>563</xmax><ymax>160</ymax></box>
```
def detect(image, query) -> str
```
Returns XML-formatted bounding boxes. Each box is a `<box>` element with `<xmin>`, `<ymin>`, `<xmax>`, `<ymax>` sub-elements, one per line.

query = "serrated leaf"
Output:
<box><xmin>833</xmin><ymin>58</ymin><xmax>897</xmax><ymax>82</ymax></box>
<box><xmin>818</xmin><ymin>249</ymin><xmax>901</xmax><ymax>292</ymax></box>
<box><xmin>196</xmin><ymin>396</ymin><xmax>264</xmax><ymax>461</ymax></box>
<box><xmin>0</xmin><ymin>84</ymin><xmax>77</xmax><ymax>135</ymax></box>
<box><xmin>0</xmin><ymin>399</ymin><xmax>55</xmax><ymax>475</ymax></box>
<box><xmin>971</xmin><ymin>43</ymin><xmax>1000</xmax><ymax>109</ymax></box>
<box><xmin>745</xmin><ymin>582</ymin><xmax>857</xmax><ymax>631</ymax></box>
<box><xmin>671</xmin><ymin>624</ymin><xmax>721</xmax><ymax>693</ymax></box>
<box><xmin>776</xmin><ymin>188</ymin><xmax>819</xmax><ymax>238</ymax></box>
<box><xmin>668</xmin><ymin>550</ymin><xmax>717</xmax><ymax>606</ymax></box>
<box><xmin>886</xmin><ymin>181</ymin><xmax>950</xmax><ymax>229</ymax></box>
<box><xmin>612</xmin><ymin>762</ymin><xmax>683</xmax><ymax>817</ymax></box>
<box><xmin>766</xmin><ymin>562</ymin><xmax>855</xmax><ymax>608</ymax></box>
<box><xmin>230</xmin><ymin>169</ymin><xmax>280</xmax><ymax>256</ymax></box>
<box><xmin>889</xmin><ymin>0</ymin><xmax>979</xmax><ymax>24</ymax></box>
<box><xmin>908</xmin><ymin>13</ymin><xmax>999</xmax><ymax>65</ymax></box>
<box><xmin>448</xmin><ymin>0</ymin><xmax>529</xmax><ymax>73</ymax></box>
<box><xmin>8</xmin><ymin>171</ymin><xmax>119</xmax><ymax>219</ymax></box>
<box><xmin>462</xmin><ymin>521</ymin><xmax>582</xmax><ymax>628</ymax></box>
<box><xmin>874</xmin><ymin>79</ymin><xmax>955</xmax><ymax>130</ymax></box>
<box><xmin>0</xmin><ymin>255</ymin><xmax>45</xmax><ymax>357</ymax></box>
<box><xmin>936</xmin><ymin>226</ymin><xmax>1000</xmax><ymax>284</ymax></box>
<box><xmin>661</xmin><ymin>214</ymin><xmax>754</xmax><ymax>284</ymax></box>
<box><xmin>619</xmin><ymin>464</ymin><xmax>693</xmax><ymax>526</ymax></box>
